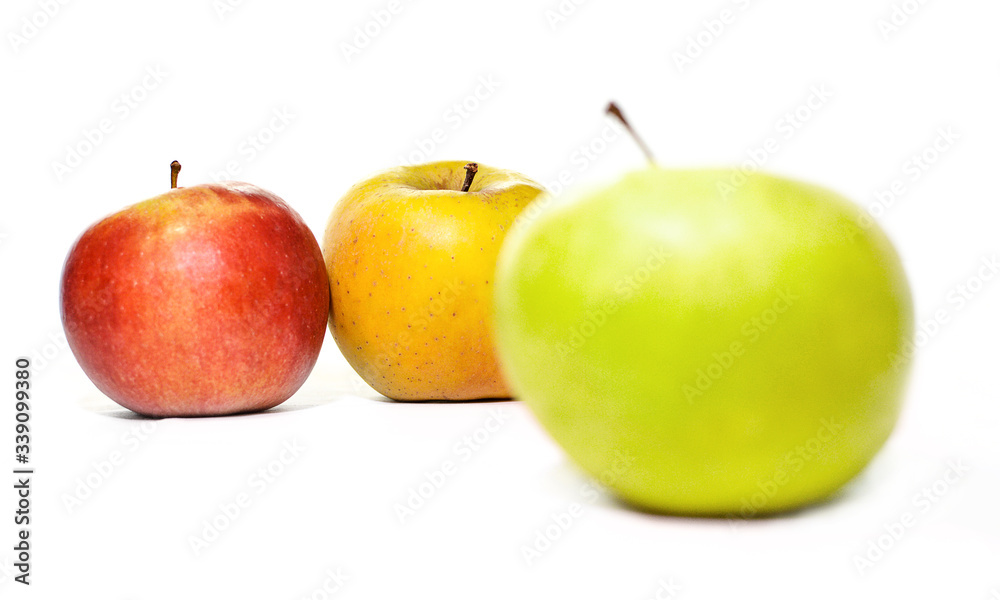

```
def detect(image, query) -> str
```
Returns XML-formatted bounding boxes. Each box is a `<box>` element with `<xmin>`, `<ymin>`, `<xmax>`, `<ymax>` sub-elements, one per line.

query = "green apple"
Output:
<box><xmin>493</xmin><ymin>167</ymin><xmax>913</xmax><ymax>516</ymax></box>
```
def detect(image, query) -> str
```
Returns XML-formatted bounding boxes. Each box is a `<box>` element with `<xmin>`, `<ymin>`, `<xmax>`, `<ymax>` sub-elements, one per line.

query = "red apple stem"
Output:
<box><xmin>461</xmin><ymin>163</ymin><xmax>479</xmax><ymax>192</ymax></box>
<box><xmin>606</xmin><ymin>102</ymin><xmax>655</xmax><ymax>165</ymax></box>
<box><xmin>170</xmin><ymin>161</ymin><xmax>181</xmax><ymax>189</ymax></box>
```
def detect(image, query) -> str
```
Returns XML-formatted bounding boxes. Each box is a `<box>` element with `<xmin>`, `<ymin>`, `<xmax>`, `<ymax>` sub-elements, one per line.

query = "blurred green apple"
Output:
<box><xmin>493</xmin><ymin>165</ymin><xmax>913</xmax><ymax>516</ymax></box>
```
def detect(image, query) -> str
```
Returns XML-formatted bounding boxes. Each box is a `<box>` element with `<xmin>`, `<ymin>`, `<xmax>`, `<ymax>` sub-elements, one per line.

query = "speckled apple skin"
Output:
<box><xmin>323</xmin><ymin>161</ymin><xmax>547</xmax><ymax>401</ymax></box>
<box><xmin>60</xmin><ymin>182</ymin><xmax>330</xmax><ymax>417</ymax></box>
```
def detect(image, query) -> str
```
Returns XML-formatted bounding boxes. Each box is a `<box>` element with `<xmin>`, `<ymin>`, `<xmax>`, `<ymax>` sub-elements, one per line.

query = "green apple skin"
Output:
<box><xmin>493</xmin><ymin>169</ymin><xmax>914</xmax><ymax>517</ymax></box>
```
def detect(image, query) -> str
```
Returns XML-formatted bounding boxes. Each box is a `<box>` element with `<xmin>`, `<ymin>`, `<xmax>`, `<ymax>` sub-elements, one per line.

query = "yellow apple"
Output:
<box><xmin>323</xmin><ymin>161</ymin><xmax>547</xmax><ymax>400</ymax></box>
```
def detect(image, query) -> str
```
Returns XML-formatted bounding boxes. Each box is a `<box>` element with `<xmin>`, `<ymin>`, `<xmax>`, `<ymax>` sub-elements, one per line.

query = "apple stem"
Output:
<box><xmin>460</xmin><ymin>163</ymin><xmax>479</xmax><ymax>192</ymax></box>
<box><xmin>606</xmin><ymin>102</ymin><xmax>655</xmax><ymax>165</ymax></box>
<box><xmin>170</xmin><ymin>161</ymin><xmax>181</xmax><ymax>189</ymax></box>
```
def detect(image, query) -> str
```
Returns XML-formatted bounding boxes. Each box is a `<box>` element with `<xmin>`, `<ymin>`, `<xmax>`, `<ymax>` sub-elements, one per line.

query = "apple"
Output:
<box><xmin>61</xmin><ymin>162</ymin><xmax>330</xmax><ymax>417</ymax></box>
<box><xmin>323</xmin><ymin>160</ymin><xmax>547</xmax><ymax>400</ymax></box>
<box><xmin>492</xmin><ymin>106</ymin><xmax>914</xmax><ymax>516</ymax></box>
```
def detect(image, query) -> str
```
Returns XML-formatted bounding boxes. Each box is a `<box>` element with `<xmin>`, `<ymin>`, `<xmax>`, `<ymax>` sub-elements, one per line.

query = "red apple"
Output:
<box><xmin>60</xmin><ymin>162</ymin><xmax>330</xmax><ymax>417</ymax></box>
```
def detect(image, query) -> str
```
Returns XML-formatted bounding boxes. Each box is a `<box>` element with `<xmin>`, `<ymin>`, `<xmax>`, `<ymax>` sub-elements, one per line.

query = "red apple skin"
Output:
<box><xmin>60</xmin><ymin>182</ymin><xmax>330</xmax><ymax>417</ymax></box>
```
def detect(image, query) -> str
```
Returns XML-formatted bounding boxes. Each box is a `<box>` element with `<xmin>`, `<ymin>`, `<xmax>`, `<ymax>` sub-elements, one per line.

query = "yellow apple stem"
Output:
<box><xmin>170</xmin><ymin>161</ymin><xmax>182</xmax><ymax>189</ymax></box>
<box><xmin>606</xmin><ymin>102</ymin><xmax>655</xmax><ymax>165</ymax></box>
<box><xmin>461</xmin><ymin>162</ymin><xmax>479</xmax><ymax>192</ymax></box>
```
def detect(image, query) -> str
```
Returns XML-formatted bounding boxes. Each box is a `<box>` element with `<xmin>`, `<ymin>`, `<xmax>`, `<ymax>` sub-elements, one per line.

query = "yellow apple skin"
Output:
<box><xmin>323</xmin><ymin>161</ymin><xmax>547</xmax><ymax>400</ymax></box>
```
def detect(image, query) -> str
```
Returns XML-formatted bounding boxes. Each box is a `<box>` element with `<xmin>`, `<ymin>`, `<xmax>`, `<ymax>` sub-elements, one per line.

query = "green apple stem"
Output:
<box><xmin>606</xmin><ymin>102</ymin><xmax>655</xmax><ymax>165</ymax></box>
<box><xmin>460</xmin><ymin>162</ymin><xmax>479</xmax><ymax>192</ymax></box>
<box><xmin>170</xmin><ymin>161</ymin><xmax>181</xmax><ymax>189</ymax></box>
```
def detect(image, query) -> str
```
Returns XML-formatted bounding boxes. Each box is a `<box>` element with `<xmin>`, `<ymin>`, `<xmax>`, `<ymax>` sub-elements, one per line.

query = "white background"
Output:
<box><xmin>2</xmin><ymin>0</ymin><xmax>999</xmax><ymax>597</ymax></box>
